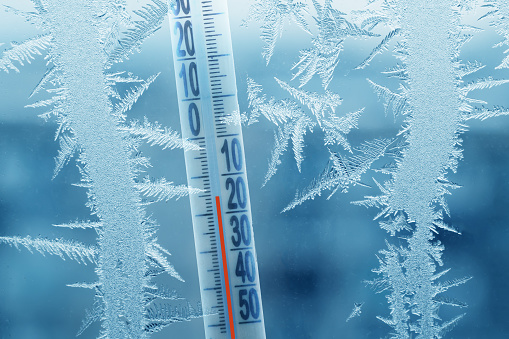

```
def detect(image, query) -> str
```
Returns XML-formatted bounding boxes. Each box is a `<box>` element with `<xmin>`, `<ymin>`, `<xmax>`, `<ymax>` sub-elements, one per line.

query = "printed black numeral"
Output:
<box><xmin>188</xmin><ymin>102</ymin><xmax>200</xmax><ymax>136</ymax></box>
<box><xmin>221</xmin><ymin>138</ymin><xmax>243</xmax><ymax>172</ymax></box>
<box><xmin>230</xmin><ymin>215</ymin><xmax>241</xmax><ymax>247</ymax></box>
<box><xmin>226</xmin><ymin>177</ymin><xmax>247</xmax><ymax>210</ymax></box>
<box><xmin>235</xmin><ymin>250</ymin><xmax>256</xmax><ymax>283</ymax></box>
<box><xmin>179</xmin><ymin>62</ymin><xmax>199</xmax><ymax>98</ymax></box>
<box><xmin>230</xmin><ymin>214</ymin><xmax>251</xmax><ymax>247</ymax></box>
<box><xmin>174</xmin><ymin>20</ymin><xmax>195</xmax><ymax>57</ymax></box>
<box><xmin>239</xmin><ymin>288</ymin><xmax>260</xmax><ymax>320</ymax></box>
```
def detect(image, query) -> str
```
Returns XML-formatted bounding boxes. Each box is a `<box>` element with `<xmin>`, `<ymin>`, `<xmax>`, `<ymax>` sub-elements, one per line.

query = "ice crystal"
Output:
<box><xmin>113</xmin><ymin>73</ymin><xmax>160</xmax><ymax>118</ymax></box>
<box><xmin>0</xmin><ymin>0</ymin><xmax>198</xmax><ymax>337</ymax></box>
<box><xmin>0</xmin><ymin>235</ymin><xmax>97</xmax><ymax>264</ymax></box>
<box><xmin>247</xmin><ymin>76</ymin><xmax>363</xmax><ymax>185</ymax></box>
<box><xmin>247</xmin><ymin>76</ymin><xmax>314</xmax><ymax>176</ymax></box>
<box><xmin>243</xmin><ymin>0</ymin><xmax>310</xmax><ymax>64</ymax></box>
<box><xmin>346</xmin><ymin>302</ymin><xmax>364</xmax><ymax>322</ymax></box>
<box><xmin>355</xmin><ymin>28</ymin><xmax>401</xmax><ymax>70</ymax></box>
<box><xmin>351</xmin><ymin>0</ymin><xmax>509</xmax><ymax>336</ymax></box>
<box><xmin>283</xmin><ymin>138</ymin><xmax>393</xmax><ymax>212</ymax></box>
<box><xmin>108</xmin><ymin>0</ymin><xmax>168</xmax><ymax>65</ymax></box>
<box><xmin>481</xmin><ymin>0</ymin><xmax>509</xmax><ymax>69</ymax></box>
<box><xmin>0</xmin><ymin>34</ymin><xmax>51</xmax><ymax>73</ymax></box>
<box><xmin>245</xmin><ymin>0</ymin><xmax>375</xmax><ymax>195</ymax></box>
<box><xmin>121</xmin><ymin>117</ymin><xmax>200</xmax><ymax>151</ymax></box>
<box><xmin>247</xmin><ymin>0</ymin><xmax>509</xmax><ymax>336</ymax></box>
<box><xmin>219</xmin><ymin>109</ymin><xmax>249</xmax><ymax>126</ymax></box>
<box><xmin>292</xmin><ymin>0</ymin><xmax>377</xmax><ymax>89</ymax></box>
<box><xmin>144</xmin><ymin>302</ymin><xmax>202</xmax><ymax>333</ymax></box>
<box><xmin>136</xmin><ymin>176</ymin><xmax>202</xmax><ymax>203</ymax></box>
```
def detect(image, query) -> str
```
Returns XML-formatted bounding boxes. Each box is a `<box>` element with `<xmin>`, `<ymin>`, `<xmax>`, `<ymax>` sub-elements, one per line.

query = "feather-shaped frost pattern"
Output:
<box><xmin>0</xmin><ymin>235</ymin><xmax>97</xmax><ymax>264</ymax></box>
<box><xmin>146</xmin><ymin>241</ymin><xmax>184</xmax><ymax>282</ymax></box>
<box><xmin>53</xmin><ymin>133</ymin><xmax>78</xmax><ymax>179</ymax></box>
<box><xmin>247</xmin><ymin>76</ymin><xmax>315</xmax><ymax>176</ymax></box>
<box><xmin>114</xmin><ymin>73</ymin><xmax>160</xmax><ymax>117</ymax></box>
<box><xmin>24</xmin><ymin>95</ymin><xmax>64</xmax><ymax>109</ymax></box>
<box><xmin>30</xmin><ymin>66</ymin><xmax>57</xmax><ymax>98</ymax></box>
<box><xmin>291</xmin><ymin>115</ymin><xmax>314</xmax><ymax>172</ymax></box>
<box><xmin>367</xmin><ymin>79</ymin><xmax>409</xmax><ymax>117</ymax></box>
<box><xmin>248</xmin><ymin>75</ymin><xmax>361</xmax><ymax>184</ymax></box>
<box><xmin>108</xmin><ymin>0</ymin><xmax>168</xmax><ymax>65</ymax></box>
<box><xmin>291</xmin><ymin>0</ymin><xmax>377</xmax><ymax>89</ymax></box>
<box><xmin>432</xmin><ymin>220</ymin><xmax>461</xmax><ymax>235</ymax></box>
<box><xmin>145</xmin><ymin>286</ymin><xmax>182</xmax><ymax>301</ymax></box>
<box><xmin>136</xmin><ymin>176</ymin><xmax>202</xmax><ymax>202</ymax></box>
<box><xmin>463</xmin><ymin>106</ymin><xmax>509</xmax><ymax>120</ymax></box>
<box><xmin>247</xmin><ymin>77</ymin><xmax>303</xmax><ymax>125</ymax></box>
<box><xmin>77</xmin><ymin>298</ymin><xmax>104</xmax><ymax>336</ymax></box>
<box><xmin>3</xmin><ymin>5</ymin><xmax>46</xmax><ymax>28</ymax></box>
<box><xmin>322</xmin><ymin>108</ymin><xmax>363</xmax><ymax>150</ymax></box>
<box><xmin>275</xmin><ymin>77</ymin><xmax>342</xmax><ymax>124</ymax></box>
<box><xmin>53</xmin><ymin>220</ymin><xmax>103</xmax><ymax>229</ymax></box>
<box><xmin>462</xmin><ymin>77</ymin><xmax>509</xmax><ymax>94</ymax></box>
<box><xmin>67</xmin><ymin>282</ymin><xmax>101</xmax><ymax>289</ymax></box>
<box><xmin>480</xmin><ymin>0</ymin><xmax>509</xmax><ymax>69</ymax></box>
<box><xmin>458</xmin><ymin>60</ymin><xmax>485</xmax><ymax>78</ymax></box>
<box><xmin>219</xmin><ymin>110</ymin><xmax>248</xmax><ymax>126</ymax></box>
<box><xmin>144</xmin><ymin>302</ymin><xmax>202</xmax><ymax>333</ymax></box>
<box><xmin>346</xmin><ymin>303</ymin><xmax>364</xmax><ymax>322</ymax></box>
<box><xmin>122</xmin><ymin>117</ymin><xmax>201</xmax><ymax>151</ymax></box>
<box><xmin>107</xmin><ymin>71</ymin><xmax>144</xmax><ymax>83</ymax></box>
<box><xmin>0</xmin><ymin>34</ymin><xmax>51</xmax><ymax>73</ymax></box>
<box><xmin>0</xmin><ymin>1</ymin><xmax>191</xmax><ymax>337</ymax></box>
<box><xmin>352</xmin><ymin>8</ymin><xmax>390</xmax><ymax>31</ymax></box>
<box><xmin>379</xmin><ymin>213</ymin><xmax>411</xmax><ymax>236</ymax></box>
<box><xmin>263</xmin><ymin>124</ymin><xmax>292</xmax><ymax>187</ymax></box>
<box><xmin>356</xmin><ymin>28</ymin><xmax>401</xmax><ymax>70</ymax></box>
<box><xmin>381</xmin><ymin>64</ymin><xmax>408</xmax><ymax>80</ymax></box>
<box><xmin>243</xmin><ymin>0</ymin><xmax>310</xmax><ymax>64</ymax></box>
<box><xmin>283</xmin><ymin>138</ymin><xmax>393</xmax><ymax>212</ymax></box>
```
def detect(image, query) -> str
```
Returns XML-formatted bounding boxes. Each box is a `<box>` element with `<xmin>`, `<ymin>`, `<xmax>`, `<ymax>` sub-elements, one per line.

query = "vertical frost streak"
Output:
<box><xmin>45</xmin><ymin>0</ymin><xmax>146</xmax><ymax>337</ymax></box>
<box><xmin>391</xmin><ymin>1</ymin><xmax>460</xmax><ymax>337</ymax></box>
<box><xmin>392</xmin><ymin>0</ymin><xmax>460</xmax><ymax>214</ymax></box>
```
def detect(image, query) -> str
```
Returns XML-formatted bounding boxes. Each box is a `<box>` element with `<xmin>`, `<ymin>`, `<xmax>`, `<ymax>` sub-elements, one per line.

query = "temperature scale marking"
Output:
<box><xmin>168</xmin><ymin>0</ymin><xmax>266</xmax><ymax>338</ymax></box>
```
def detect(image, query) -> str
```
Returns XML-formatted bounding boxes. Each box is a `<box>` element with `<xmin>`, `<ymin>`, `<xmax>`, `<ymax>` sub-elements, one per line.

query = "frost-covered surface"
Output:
<box><xmin>3</xmin><ymin>0</ymin><xmax>509</xmax><ymax>337</ymax></box>
<box><xmin>283</xmin><ymin>138</ymin><xmax>392</xmax><ymax>212</ymax></box>
<box><xmin>243</xmin><ymin>0</ymin><xmax>379</xmax><ymax>188</ymax></box>
<box><xmin>245</xmin><ymin>75</ymin><xmax>364</xmax><ymax>186</ymax></box>
<box><xmin>242</xmin><ymin>0</ymin><xmax>309</xmax><ymax>64</ymax></box>
<box><xmin>352</xmin><ymin>1</ymin><xmax>509</xmax><ymax>335</ymax></box>
<box><xmin>482</xmin><ymin>0</ymin><xmax>509</xmax><ymax>69</ymax></box>
<box><xmin>43</xmin><ymin>1</ymin><xmax>149</xmax><ymax>336</ymax></box>
<box><xmin>290</xmin><ymin>0</ymin><xmax>376</xmax><ymax>89</ymax></box>
<box><xmin>246</xmin><ymin>0</ymin><xmax>509</xmax><ymax>337</ymax></box>
<box><xmin>0</xmin><ymin>0</ymin><xmax>199</xmax><ymax>337</ymax></box>
<box><xmin>370</xmin><ymin>4</ymin><xmax>466</xmax><ymax>335</ymax></box>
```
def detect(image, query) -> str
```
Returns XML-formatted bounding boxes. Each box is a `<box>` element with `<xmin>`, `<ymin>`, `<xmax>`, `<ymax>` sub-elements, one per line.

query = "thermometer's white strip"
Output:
<box><xmin>168</xmin><ymin>1</ymin><xmax>266</xmax><ymax>338</ymax></box>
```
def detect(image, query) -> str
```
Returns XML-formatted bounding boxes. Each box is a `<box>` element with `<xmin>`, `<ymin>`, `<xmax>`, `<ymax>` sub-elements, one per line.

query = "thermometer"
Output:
<box><xmin>168</xmin><ymin>0</ymin><xmax>266</xmax><ymax>338</ymax></box>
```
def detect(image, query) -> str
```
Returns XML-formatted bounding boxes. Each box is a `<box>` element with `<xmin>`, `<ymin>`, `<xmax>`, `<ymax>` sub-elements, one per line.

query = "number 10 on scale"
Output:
<box><xmin>168</xmin><ymin>0</ymin><xmax>266</xmax><ymax>338</ymax></box>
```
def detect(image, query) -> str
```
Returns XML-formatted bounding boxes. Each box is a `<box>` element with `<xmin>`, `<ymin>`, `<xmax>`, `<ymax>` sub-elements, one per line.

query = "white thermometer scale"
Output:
<box><xmin>168</xmin><ymin>0</ymin><xmax>266</xmax><ymax>338</ymax></box>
